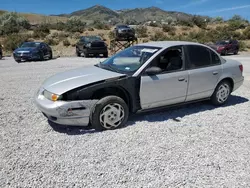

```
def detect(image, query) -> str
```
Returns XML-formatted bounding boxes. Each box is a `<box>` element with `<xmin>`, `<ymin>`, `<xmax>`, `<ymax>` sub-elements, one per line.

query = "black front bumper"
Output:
<box><xmin>85</xmin><ymin>47</ymin><xmax>108</xmax><ymax>55</ymax></box>
<box><xmin>13</xmin><ymin>53</ymin><xmax>39</xmax><ymax>61</ymax></box>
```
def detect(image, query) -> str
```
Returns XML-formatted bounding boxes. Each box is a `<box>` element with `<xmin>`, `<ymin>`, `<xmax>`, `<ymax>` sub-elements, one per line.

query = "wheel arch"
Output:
<box><xmin>217</xmin><ymin>77</ymin><xmax>234</xmax><ymax>92</ymax></box>
<box><xmin>91</xmin><ymin>86</ymin><xmax>133</xmax><ymax>112</ymax></box>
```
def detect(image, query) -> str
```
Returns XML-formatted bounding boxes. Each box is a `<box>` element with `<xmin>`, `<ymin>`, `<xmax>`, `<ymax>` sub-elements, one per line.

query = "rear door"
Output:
<box><xmin>185</xmin><ymin>45</ymin><xmax>222</xmax><ymax>101</ymax></box>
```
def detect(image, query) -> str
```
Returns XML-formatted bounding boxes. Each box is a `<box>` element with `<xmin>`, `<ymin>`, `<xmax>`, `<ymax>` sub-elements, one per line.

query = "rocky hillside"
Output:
<box><xmin>55</xmin><ymin>5</ymin><xmax>209</xmax><ymax>24</ymax></box>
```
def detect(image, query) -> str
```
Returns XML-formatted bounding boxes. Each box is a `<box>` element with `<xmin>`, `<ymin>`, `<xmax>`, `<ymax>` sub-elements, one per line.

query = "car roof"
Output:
<box><xmin>136</xmin><ymin>41</ymin><xmax>207</xmax><ymax>48</ymax></box>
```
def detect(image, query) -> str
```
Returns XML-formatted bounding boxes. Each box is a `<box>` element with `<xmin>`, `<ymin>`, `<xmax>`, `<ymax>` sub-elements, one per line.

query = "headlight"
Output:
<box><xmin>43</xmin><ymin>90</ymin><xmax>62</xmax><ymax>101</ymax></box>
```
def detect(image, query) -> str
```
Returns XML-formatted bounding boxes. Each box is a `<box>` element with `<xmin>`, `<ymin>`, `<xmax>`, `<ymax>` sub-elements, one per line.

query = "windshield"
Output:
<box><xmin>20</xmin><ymin>42</ymin><xmax>40</xmax><ymax>48</ymax></box>
<box><xmin>82</xmin><ymin>36</ymin><xmax>102</xmax><ymax>42</ymax></box>
<box><xmin>98</xmin><ymin>46</ymin><xmax>161</xmax><ymax>74</ymax></box>
<box><xmin>216</xmin><ymin>41</ymin><xmax>228</xmax><ymax>45</ymax></box>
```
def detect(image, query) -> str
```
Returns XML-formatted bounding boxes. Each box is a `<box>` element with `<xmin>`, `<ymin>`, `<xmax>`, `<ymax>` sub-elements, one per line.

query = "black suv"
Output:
<box><xmin>76</xmin><ymin>36</ymin><xmax>108</xmax><ymax>57</ymax></box>
<box><xmin>113</xmin><ymin>24</ymin><xmax>136</xmax><ymax>41</ymax></box>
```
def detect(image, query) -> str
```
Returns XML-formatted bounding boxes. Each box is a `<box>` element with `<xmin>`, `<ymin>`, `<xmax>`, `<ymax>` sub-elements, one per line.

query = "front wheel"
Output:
<box><xmin>49</xmin><ymin>51</ymin><xmax>53</xmax><ymax>59</ymax></box>
<box><xmin>211</xmin><ymin>80</ymin><xmax>231</xmax><ymax>106</ymax></box>
<box><xmin>90</xmin><ymin>96</ymin><xmax>129</xmax><ymax>131</ymax></box>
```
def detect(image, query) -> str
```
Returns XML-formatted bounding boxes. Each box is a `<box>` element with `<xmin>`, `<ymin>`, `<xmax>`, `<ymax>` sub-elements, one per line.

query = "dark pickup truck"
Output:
<box><xmin>76</xmin><ymin>36</ymin><xmax>108</xmax><ymax>58</ymax></box>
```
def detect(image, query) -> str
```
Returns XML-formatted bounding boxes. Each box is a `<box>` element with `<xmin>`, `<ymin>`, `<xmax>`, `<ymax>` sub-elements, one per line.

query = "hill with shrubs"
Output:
<box><xmin>0</xmin><ymin>7</ymin><xmax>250</xmax><ymax>56</ymax></box>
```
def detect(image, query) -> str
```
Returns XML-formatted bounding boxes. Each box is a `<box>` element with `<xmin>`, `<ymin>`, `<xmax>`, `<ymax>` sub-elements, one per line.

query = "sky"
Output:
<box><xmin>1</xmin><ymin>0</ymin><xmax>250</xmax><ymax>20</ymax></box>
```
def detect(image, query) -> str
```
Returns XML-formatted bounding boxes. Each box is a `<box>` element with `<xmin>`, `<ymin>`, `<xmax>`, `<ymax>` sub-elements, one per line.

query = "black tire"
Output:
<box><xmin>76</xmin><ymin>48</ymin><xmax>81</xmax><ymax>57</ymax></box>
<box><xmin>103</xmin><ymin>52</ymin><xmax>108</xmax><ymax>58</ymax></box>
<box><xmin>90</xmin><ymin>96</ymin><xmax>129</xmax><ymax>131</ymax></box>
<box><xmin>211</xmin><ymin>80</ymin><xmax>232</xmax><ymax>106</ymax></box>
<box><xmin>40</xmin><ymin>52</ymin><xmax>44</xmax><ymax>61</ymax></box>
<box><xmin>234</xmin><ymin>50</ymin><xmax>238</xmax><ymax>55</ymax></box>
<box><xmin>15</xmin><ymin>60</ymin><xmax>21</xmax><ymax>63</ymax></box>
<box><xmin>83</xmin><ymin>52</ymin><xmax>89</xmax><ymax>58</ymax></box>
<box><xmin>0</xmin><ymin>53</ymin><xmax>2</xmax><ymax>60</ymax></box>
<box><xmin>49</xmin><ymin>51</ymin><xmax>53</xmax><ymax>59</ymax></box>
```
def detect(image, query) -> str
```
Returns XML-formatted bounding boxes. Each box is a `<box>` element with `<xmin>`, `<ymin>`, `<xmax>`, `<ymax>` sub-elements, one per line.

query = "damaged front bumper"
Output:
<box><xmin>34</xmin><ymin>88</ymin><xmax>98</xmax><ymax>126</ymax></box>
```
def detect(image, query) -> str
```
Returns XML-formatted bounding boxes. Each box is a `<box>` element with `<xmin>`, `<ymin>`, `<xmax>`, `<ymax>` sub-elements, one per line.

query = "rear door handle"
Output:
<box><xmin>213</xmin><ymin>71</ymin><xmax>218</xmax><ymax>75</ymax></box>
<box><xmin>178</xmin><ymin>77</ymin><xmax>185</xmax><ymax>81</ymax></box>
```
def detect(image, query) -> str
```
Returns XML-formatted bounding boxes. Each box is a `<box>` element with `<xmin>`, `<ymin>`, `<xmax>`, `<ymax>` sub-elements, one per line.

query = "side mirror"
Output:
<box><xmin>145</xmin><ymin>66</ymin><xmax>162</xmax><ymax>75</ymax></box>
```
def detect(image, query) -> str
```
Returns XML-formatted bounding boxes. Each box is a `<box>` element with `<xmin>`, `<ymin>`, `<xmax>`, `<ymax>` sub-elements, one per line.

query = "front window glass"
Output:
<box><xmin>98</xmin><ymin>46</ymin><xmax>161</xmax><ymax>74</ymax></box>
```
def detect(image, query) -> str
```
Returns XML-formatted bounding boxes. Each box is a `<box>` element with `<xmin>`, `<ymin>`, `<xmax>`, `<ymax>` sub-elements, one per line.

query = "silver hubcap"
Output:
<box><xmin>100</xmin><ymin>103</ymin><xmax>125</xmax><ymax>129</ymax></box>
<box><xmin>216</xmin><ymin>84</ymin><xmax>230</xmax><ymax>103</ymax></box>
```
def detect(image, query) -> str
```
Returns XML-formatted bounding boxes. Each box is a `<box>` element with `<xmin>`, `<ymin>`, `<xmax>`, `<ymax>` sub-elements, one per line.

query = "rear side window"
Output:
<box><xmin>186</xmin><ymin>45</ymin><xmax>211</xmax><ymax>69</ymax></box>
<box><xmin>211</xmin><ymin>50</ymin><xmax>221</xmax><ymax>65</ymax></box>
<box><xmin>186</xmin><ymin>45</ymin><xmax>221</xmax><ymax>69</ymax></box>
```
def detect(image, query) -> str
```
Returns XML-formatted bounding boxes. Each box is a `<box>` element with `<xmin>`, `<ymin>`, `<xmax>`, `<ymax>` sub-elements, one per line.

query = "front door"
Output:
<box><xmin>139</xmin><ymin>46</ymin><xmax>189</xmax><ymax>110</ymax></box>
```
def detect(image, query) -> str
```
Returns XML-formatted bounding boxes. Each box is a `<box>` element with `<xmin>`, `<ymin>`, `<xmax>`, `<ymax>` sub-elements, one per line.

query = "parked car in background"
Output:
<box><xmin>13</xmin><ymin>42</ymin><xmax>53</xmax><ymax>63</ymax></box>
<box><xmin>34</xmin><ymin>41</ymin><xmax>244</xmax><ymax>131</ymax></box>
<box><xmin>76</xmin><ymin>36</ymin><xmax>108</xmax><ymax>58</ymax></box>
<box><xmin>114</xmin><ymin>24</ymin><xmax>136</xmax><ymax>41</ymax></box>
<box><xmin>207</xmin><ymin>39</ymin><xmax>239</xmax><ymax>55</ymax></box>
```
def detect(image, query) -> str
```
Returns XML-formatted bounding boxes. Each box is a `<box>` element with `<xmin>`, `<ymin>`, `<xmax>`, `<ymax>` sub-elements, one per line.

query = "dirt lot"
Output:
<box><xmin>0</xmin><ymin>54</ymin><xmax>250</xmax><ymax>187</ymax></box>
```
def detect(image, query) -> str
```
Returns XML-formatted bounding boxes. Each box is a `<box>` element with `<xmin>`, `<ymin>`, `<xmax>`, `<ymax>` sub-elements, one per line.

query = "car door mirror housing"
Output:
<box><xmin>145</xmin><ymin>66</ymin><xmax>162</xmax><ymax>75</ymax></box>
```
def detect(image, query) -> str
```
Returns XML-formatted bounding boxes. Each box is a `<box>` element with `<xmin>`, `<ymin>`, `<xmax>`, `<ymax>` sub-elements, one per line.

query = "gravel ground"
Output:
<box><xmin>0</xmin><ymin>55</ymin><xmax>250</xmax><ymax>188</ymax></box>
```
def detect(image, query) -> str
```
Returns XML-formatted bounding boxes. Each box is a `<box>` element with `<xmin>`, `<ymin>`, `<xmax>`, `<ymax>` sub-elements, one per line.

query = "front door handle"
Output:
<box><xmin>178</xmin><ymin>77</ymin><xmax>185</xmax><ymax>81</ymax></box>
<box><xmin>213</xmin><ymin>71</ymin><xmax>218</xmax><ymax>75</ymax></box>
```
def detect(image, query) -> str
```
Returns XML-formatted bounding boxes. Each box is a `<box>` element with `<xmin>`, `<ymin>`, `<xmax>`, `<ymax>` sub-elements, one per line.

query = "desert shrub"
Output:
<box><xmin>162</xmin><ymin>24</ymin><xmax>176</xmax><ymax>33</ymax></box>
<box><xmin>108</xmin><ymin>31</ymin><xmax>115</xmax><ymax>39</ymax></box>
<box><xmin>0</xmin><ymin>12</ymin><xmax>30</xmax><ymax>35</ymax></box>
<box><xmin>92</xmin><ymin>20</ymin><xmax>110</xmax><ymax>30</ymax></box>
<box><xmin>243</xmin><ymin>27</ymin><xmax>250</xmax><ymax>39</ymax></box>
<box><xmin>135</xmin><ymin>26</ymin><xmax>148</xmax><ymax>38</ymax></box>
<box><xmin>44</xmin><ymin>37</ymin><xmax>59</xmax><ymax>46</ymax></box>
<box><xmin>168</xmin><ymin>31</ymin><xmax>176</xmax><ymax>36</ymax></box>
<box><xmin>72</xmin><ymin>32</ymin><xmax>81</xmax><ymax>39</ymax></box>
<box><xmin>63</xmin><ymin>39</ymin><xmax>70</xmax><ymax>46</ymax></box>
<box><xmin>88</xmin><ymin>27</ymin><xmax>94</xmax><ymax>31</ymax></box>
<box><xmin>239</xmin><ymin>41</ymin><xmax>247</xmax><ymax>51</ymax></box>
<box><xmin>149</xmin><ymin>22</ymin><xmax>159</xmax><ymax>27</ymax></box>
<box><xmin>192</xmin><ymin>16</ymin><xmax>207</xmax><ymax>29</ymax></box>
<box><xmin>51</xmin><ymin>21</ymin><xmax>65</xmax><ymax>31</ymax></box>
<box><xmin>3</xmin><ymin>34</ymin><xmax>30</xmax><ymax>51</ymax></box>
<box><xmin>150</xmin><ymin>31</ymin><xmax>167</xmax><ymax>41</ymax></box>
<box><xmin>177</xmin><ymin>19</ymin><xmax>194</xmax><ymax>27</ymax></box>
<box><xmin>65</xmin><ymin>17</ymin><xmax>86</xmax><ymax>33</ymax></box>
<box><xmin>33</xmin><ymin>23</ymin><xmax>50</xmax><ymax>39</ymax></box>
<box><xmin>213</xmin><ymin>16</ymin><xmax>224</xmax><ymax>23</ymax></box>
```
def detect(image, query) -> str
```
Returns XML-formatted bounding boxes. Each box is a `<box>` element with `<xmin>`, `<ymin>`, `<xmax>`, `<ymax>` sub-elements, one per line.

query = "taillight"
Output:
<box><xmin>239</xmin><ymin>64</ymin><xmax>243</xmax><ymax>72</ymax></box>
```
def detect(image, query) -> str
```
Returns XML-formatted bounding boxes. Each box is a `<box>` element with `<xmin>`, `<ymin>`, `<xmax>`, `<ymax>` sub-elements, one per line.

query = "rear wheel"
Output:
<box><xmin>49</xmin><ymin>51</ymin><xmax>53</xmax><ymax>59</ymax></box>
<box><xmin>0</xmin><ymin>53</ymin><xmax>2</xmax><ymax>60</ymax></box>
<box><xmin>76</xmin><ymin>48</ymin><xmax>81</xmax><ymax>57</ymax></box>
<box><xmin>211</xmin><ymin>80</ymin><xmax>231</xmax><ymax>105</ymax></box>
<box><xmin>90</xmin><ymin>96</ymin><xmax>129</xmax><ymax>131</ymax></box>
<box><xmin>234</xmin><ymin>50</ymin><xmax>238</xmax><ymax>55</ymax></box>
<box><xmin>83</xmin><ymin>52</ymin><xmax>89</xmax><ymax>58</ymax></box>
<box><xmin>103</xmin><ymin>52</ymin><xmax>108</xmax><ymax>58</ymax></box>
<box><xmin>40</xmin><ymin>52</ymin><xmax>44</xmax><ymax>61</ymax></box>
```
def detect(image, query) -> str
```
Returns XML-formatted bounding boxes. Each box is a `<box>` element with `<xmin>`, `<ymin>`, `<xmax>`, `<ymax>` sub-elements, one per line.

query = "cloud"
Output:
<box><xmin>179</xmin><ymin>0</ymin><xmax>209</xmax><ymax>9</ymax></box>
<box><xmin>197</xmin><ymin>4</ymin><xmax>250</xmax><ymax>14</ymax></box>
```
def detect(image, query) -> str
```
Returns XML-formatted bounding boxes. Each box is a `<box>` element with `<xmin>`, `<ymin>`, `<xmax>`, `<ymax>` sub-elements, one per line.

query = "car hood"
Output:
<box><xmin>14</xmin><ymin>47</ymin><xmax>36</xmax><ymax>53</ymax></box>
<box><xmin>42</xmin><ymin>65</ymin><xmax>125</xmax><ymax>95</ymax></box>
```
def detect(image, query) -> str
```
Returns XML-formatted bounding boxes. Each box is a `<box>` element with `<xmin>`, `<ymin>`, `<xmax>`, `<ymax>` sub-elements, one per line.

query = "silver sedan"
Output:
<box><xmin>34</xmin><ymin>41</ymin><xmax>244</xmax><ymax>131</ymax></box>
